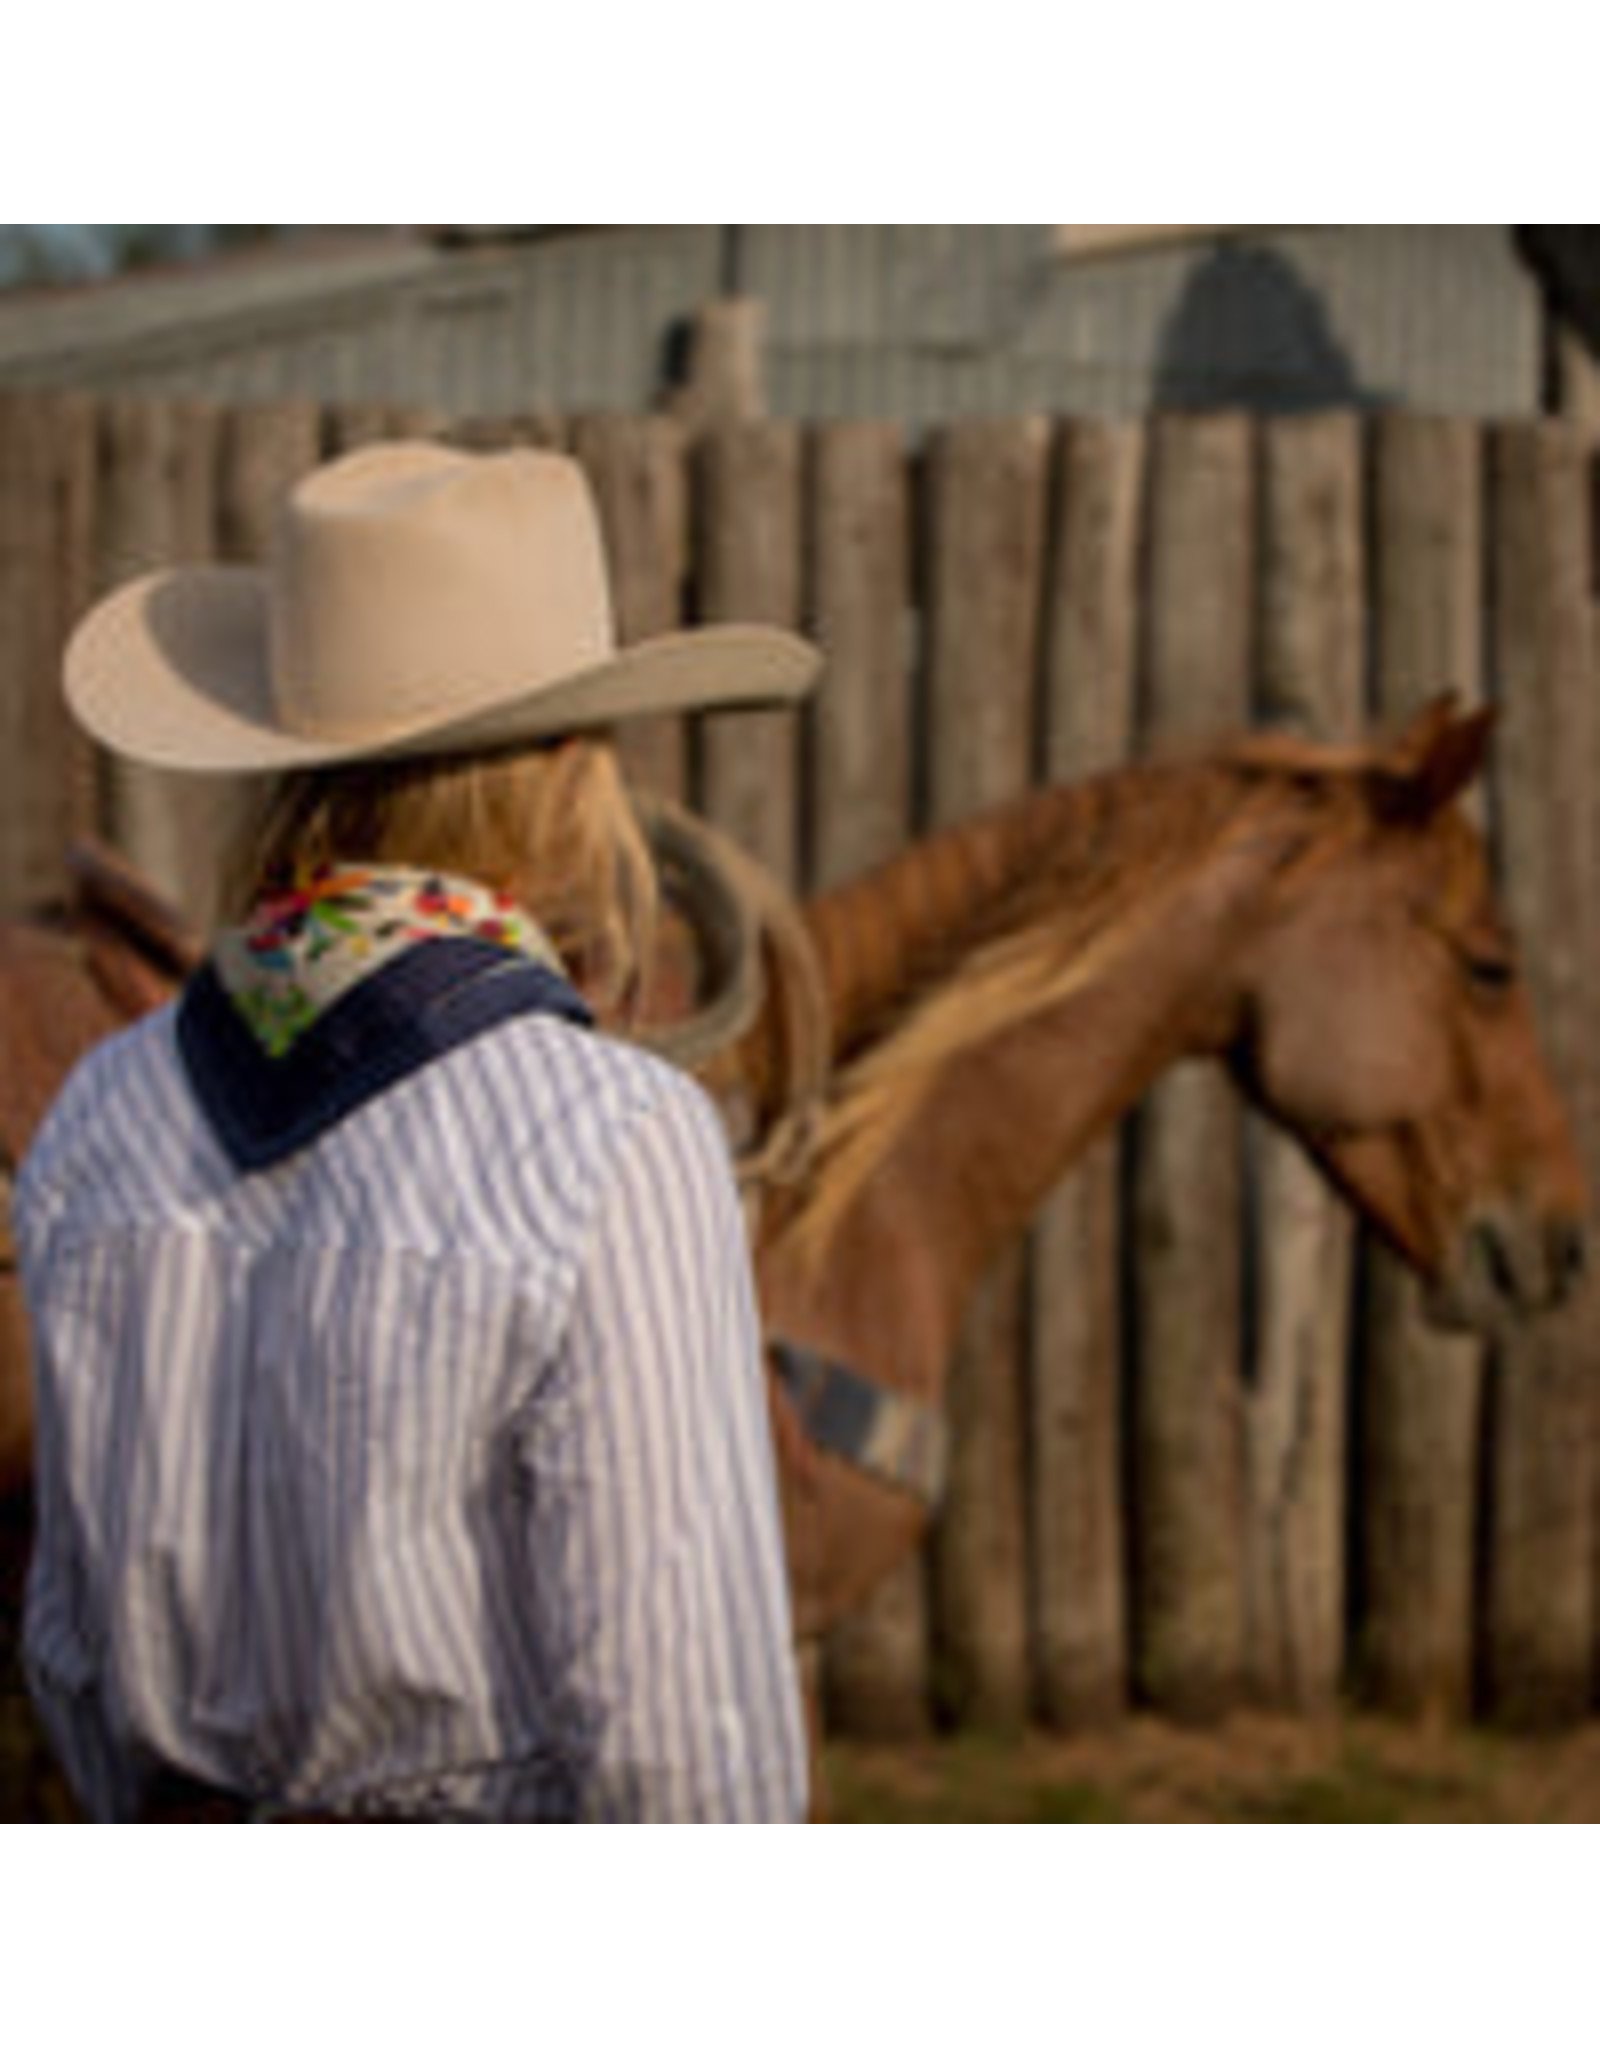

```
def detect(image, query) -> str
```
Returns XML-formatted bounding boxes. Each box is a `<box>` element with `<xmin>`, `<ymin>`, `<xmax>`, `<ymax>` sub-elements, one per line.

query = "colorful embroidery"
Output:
<box><xmin>213</xmin><ymin>864</ymin><xmax>567</xmax><ymax>1057</ymax></box>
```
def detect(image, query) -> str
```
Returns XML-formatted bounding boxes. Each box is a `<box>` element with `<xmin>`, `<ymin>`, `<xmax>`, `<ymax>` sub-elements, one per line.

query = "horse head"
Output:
<box><xmin>1229</xmin><ymin>697</ymin><xmax>1589</xmax><ymax>1332</ymax></box>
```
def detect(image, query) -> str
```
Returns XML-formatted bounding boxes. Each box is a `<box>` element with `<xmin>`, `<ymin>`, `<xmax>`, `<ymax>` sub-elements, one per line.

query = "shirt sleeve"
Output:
<box><xmin>513</xmin><ymin>1070</ymin><xmax>809</xmax><ymax>1823</ymax></box>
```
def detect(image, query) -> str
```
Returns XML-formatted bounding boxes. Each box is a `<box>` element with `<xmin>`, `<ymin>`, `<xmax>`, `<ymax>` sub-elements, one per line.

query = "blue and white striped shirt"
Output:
<box><xmin>16</xmin><ymin>999</ymin><xmax>807</xmax><ymax>1821</ymax></box>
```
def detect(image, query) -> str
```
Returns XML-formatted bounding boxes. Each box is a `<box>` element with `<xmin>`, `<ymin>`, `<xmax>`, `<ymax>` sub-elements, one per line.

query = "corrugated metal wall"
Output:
<box><xmin>748</xmin><ymin>226</ymin><xmax>1542</xmax><ymax>420</ymax></box>
<box><xmin>0</xmin><ymin>226</ymin><xmax>1546</xmax><ymax>424</ymax></box>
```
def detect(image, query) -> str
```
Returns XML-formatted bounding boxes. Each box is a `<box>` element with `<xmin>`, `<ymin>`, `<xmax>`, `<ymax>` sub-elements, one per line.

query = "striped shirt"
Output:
<box><xmin>16</xmin><ymin>997</ymin><xmax>807</xmax><ymax>1822</ymax></box>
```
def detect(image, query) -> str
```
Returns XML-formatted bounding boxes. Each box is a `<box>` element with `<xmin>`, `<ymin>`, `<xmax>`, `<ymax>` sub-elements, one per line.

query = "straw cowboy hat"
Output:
<box><xmin>65</xmin><ymin>439</ymin><xmax>820</xmax><ymax>773</ymax></box>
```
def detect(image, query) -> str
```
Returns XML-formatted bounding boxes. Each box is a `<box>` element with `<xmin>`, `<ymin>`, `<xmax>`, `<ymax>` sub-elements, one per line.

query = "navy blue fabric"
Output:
<box><xmin>769</xmin><ymin>1337</ymin><xmax>948</xmax><ymax>1506</ymax></box>
<box><xmin>176</xmin><ymin>937</ymin><xmax>594</xmax><ymax>1172</ymax></box>
<box><xmin>770</xmin><ymin>1339</ymin><xmax>881</xmax><ymax>1466</ymax></box>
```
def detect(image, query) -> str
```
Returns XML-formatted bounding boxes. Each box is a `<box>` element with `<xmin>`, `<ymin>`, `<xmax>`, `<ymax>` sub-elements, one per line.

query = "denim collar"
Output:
<box><xmin>177</xmin><ymin>936</ymin><xmax>593</xmax><ymax>1172</ymax></box>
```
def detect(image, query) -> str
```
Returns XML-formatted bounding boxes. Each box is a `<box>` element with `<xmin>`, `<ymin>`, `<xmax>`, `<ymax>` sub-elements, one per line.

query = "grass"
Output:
<box><xmin>823</xmin><ymin>1713</ymin><xmax>1600</xmax><ymax>1823</ymax></box>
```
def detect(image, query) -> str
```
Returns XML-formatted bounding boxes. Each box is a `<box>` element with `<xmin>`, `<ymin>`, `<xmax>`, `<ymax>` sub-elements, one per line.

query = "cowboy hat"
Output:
<box><xmin>64</xmin><ymin>439</ymin><xmax>821</xmax><ymax>773</ymax></box>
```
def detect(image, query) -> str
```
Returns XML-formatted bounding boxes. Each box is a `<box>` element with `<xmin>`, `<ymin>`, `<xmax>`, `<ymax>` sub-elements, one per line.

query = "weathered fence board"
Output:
<box><xmin>218</xmin><ymin>401</ymin><xmax>321</xmax><ymax>562</ymax></box>
<box><xmin>0</xmin><ymin>392</ymin><xmax>95</xmax><ymax>917</ymax></box>
<box><xmin>569</xmin><ymin>414</ymin><xmax>691</xmax><ymax>805</ymax></box>
<box><xmin>1245</xmin><ymin>412</ymin><xmax>1365</xmax><ymax>1712</ymax></box>
<box><xmin>805</xmin><ymin>421</ymin><xmax>924</xmax><ymax>1737</ymax></box>
<box><xmin>1360</xmin><ymin>414</ymin><xmax>1488</xmax><ymax>1718</ymax></box>
<box><xmin>694</xmin><ymin>422</ymin><xmax>804</xmax><ymax>886</ymax></box>
<box><xmin>1131</xmin><ymin>411</ymin><xmax>1254</xmax><ymax>1719</ymax></box>
<box><xmin>185</xmin><ymin>401</ymin><xmax>329</xmax><ymax>925</ymax></box>
<box><xmin>922</xmin><ymin>417</ymin><xmax>1052</xmax><ymax>1730</ymax></box>
<box><xmin>92</xmin><ymin>396</ymin><xmax>222</xmax><ymax>922</ymax></box>
<box><xmin>1028</xmin><ymin>418</ymin><xmax>1143</xmax><ymax>1727</ymax></box>
<box><xmin>3</xmin><ymin>391</ymin><xmax>1598</xmax><ymax>1737</ymax></box>
<box><xmin>1484</xmin><ymin>420</ymin><xmax>1599</xmax><ymax>1725</ymax></box>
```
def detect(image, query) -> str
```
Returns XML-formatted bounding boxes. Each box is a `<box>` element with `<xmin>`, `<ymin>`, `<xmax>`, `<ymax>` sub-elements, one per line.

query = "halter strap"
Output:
<box><xmin>770</xmin><ymin>1338</ymin><xmax>948</xmax><ymax>1509</ymax></box>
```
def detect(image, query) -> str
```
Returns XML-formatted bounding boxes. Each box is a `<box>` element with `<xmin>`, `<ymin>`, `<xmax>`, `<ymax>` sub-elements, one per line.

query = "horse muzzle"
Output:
<box><xmin>1427</xmin><ymin>1207</ymin><xmax>1589</xmax><ymax>1333</ymax></box>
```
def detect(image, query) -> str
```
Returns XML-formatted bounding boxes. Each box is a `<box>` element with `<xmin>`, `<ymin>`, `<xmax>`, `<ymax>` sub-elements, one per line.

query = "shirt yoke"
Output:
<box><xmin>16</xmin><ymin>999</ymin><xmax>733</xmax><ymax>1279</ymax></box>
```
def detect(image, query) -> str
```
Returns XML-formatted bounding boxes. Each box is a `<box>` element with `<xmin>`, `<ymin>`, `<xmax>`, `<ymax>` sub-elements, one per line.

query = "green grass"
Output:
<box><xmin>826</xmin><ymin>1735</ymin><xmax>1131</xmax><ymax>1823</ymax></box>
<box><xmin>1212</xmin><ymin>1739</ymin><xmax>1490</xmax><ymax>1824</ymax></box>
<box><xmin>823</xmin><ymin>1720</ymin><xmax>1546</xmax><ymax>1824</ymax></box>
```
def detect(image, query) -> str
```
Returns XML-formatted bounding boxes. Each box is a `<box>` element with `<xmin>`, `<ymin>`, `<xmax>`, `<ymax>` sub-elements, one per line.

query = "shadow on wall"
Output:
<box><xmin>1153</xmin><ymin>242</ymin><xmax>1387</xmax><ymax>413</ymax></box>
<box><xmin>1515</xmin><ymin>226</ymin><xmax>1600</xmax><ymax>360</ymax></box>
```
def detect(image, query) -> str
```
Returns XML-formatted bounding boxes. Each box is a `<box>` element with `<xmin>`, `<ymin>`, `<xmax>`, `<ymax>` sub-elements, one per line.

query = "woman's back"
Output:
<box><xmin>20</xmin><ymin>1000</ymin><xmax>806</xmax><ymax>1821</ymax></box>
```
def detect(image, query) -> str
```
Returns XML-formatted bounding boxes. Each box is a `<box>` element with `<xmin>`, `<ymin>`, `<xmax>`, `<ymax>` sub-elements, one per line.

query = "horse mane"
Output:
<box><xmin>779</xmin><ymin>735</ymin><xmax>1389</xmax><ymax>1264</ymax></box>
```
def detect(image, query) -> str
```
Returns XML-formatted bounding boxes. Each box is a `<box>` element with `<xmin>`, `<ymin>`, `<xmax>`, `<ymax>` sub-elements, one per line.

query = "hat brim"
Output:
<box><xmin>65</xmin><ymin>565</ymin><xmax>821</xmax><ymax>775</ymax></box>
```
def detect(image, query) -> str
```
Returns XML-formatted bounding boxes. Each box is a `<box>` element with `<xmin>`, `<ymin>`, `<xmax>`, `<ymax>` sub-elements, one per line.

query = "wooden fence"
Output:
<box><xmin>2</xmin><ymin>392</ymin><xmax>1598</xmax><ymax>1735</ymax></box>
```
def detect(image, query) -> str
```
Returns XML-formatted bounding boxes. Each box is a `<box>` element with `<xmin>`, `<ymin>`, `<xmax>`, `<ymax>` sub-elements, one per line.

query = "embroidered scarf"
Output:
<box><xmin>214</xmin><ymin>864</ymin><xmax>568</xmax><ymax>1057</ymax></box>
<box><xmin>178</xmin><ymin>864</ymin><xmax>593</xmax><ymax>1171</ymax></box>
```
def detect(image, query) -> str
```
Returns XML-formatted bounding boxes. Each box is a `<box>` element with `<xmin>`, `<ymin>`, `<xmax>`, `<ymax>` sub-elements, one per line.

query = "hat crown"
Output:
<box><xmin>269</xmin><ymin>443</ymin><xmax>616</xmax><ymax>740</ymax></box>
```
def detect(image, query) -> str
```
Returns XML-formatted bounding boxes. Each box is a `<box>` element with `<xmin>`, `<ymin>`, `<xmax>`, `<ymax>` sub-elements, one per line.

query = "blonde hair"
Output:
<box><xmin>221</xmin><ymin>737</ymin><xmax>658</xmax><ymax>1022</ymax></box>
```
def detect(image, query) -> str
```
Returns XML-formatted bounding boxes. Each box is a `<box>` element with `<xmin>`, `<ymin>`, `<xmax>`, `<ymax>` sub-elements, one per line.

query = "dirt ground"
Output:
<box><xmin>823</xmin><ymin>1713</ymin><xmax>1600</xmax><ymax>1822</ymax></box>
<box><xmin>11</xmin><ymin>1701</ymin><xmax>1600</xmax><ymax>1821</ymax></box>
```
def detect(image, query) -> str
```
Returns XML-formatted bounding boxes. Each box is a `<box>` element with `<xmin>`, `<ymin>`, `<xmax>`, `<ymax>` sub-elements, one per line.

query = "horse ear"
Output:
<box><xmin>1371</xmin><ymin>696</ymin><xmax>1496</xmax><ymax>821</ymax></box>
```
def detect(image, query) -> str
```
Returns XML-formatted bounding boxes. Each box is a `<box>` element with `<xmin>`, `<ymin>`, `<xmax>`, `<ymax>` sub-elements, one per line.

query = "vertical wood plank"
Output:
<box><xmin>804</xmin><ymin>422</ymin><xmax>924</xmax><ymax>1736</ymax></box>
<box><xmin>385</xmin><ymin>405</ymin><xmax>454</xmax><ymax>443</ymax></box>
<box><xmin>94</xmin><ymin>396</ymin><xmax>224</xmax><ymax>921</ymax></box>
<box><xmin>1131</xmin><ymin>412</ymin><xmax>1254</xmax><ymax>1720</ymax></box>
<box><xmin>178</xmin><ymin>400</ymin><xmax>330</xmax><ymax>926</ymax></box>
<box><xmin>322</xmin><ymin>401</ymin><xmax>395</xmax><ymax>454</ymax></box>
<box><xmin>1246</xmin><ymin>412</ymin><xmax>1365</xmax><ymax>1712</ymax></box>
<box><xmin>806</xmin><ymin>425</ymin><xmax>913</xmax><ymax>896</ymax></box>
<box><xmin>1361</xmin><ymin>414</ymin><xmax>1488</xmax><ymax>1718</ymax></box>
<box><xmin>449</xmin><ymin>410</ymin><xmax>568</xmax><ymax>453</ymax></box>
<box><xmin>0</xmin><ymin>392</ymin><xmax>98</xmax><ymax>916</ymax></box>
<box><xmin>569</xmin><ymin>414</ymin><xmax>692</xmax><ymax>804</ymax></box>
<box><xmin>216</xmin><ymin>401</ymin><xmax>322</xmax><ymax>563</ymax></box>
<box><xmin>49</xmin><ymin>396</ymin><xmax>101</xmax><ymax>855</ymax></box>
<box><xmin>694</xmin><ymin>422</ymin><xmax>805</xmax><ymax>887</ymax></box>
<box><xmin>1484</xmin><ymin>419</ymin><xmax>1599</xmax><ymax>1725</ymax></box>
<box><xmin>1030</xmin><ymin>418</ymin><xmax>1144</xmax><ymax>1727</ymax></box>
<box><xmin>921</xmin><ymin>416</ymin><xmax>1052</xmax><ymax>1730</ymax></box>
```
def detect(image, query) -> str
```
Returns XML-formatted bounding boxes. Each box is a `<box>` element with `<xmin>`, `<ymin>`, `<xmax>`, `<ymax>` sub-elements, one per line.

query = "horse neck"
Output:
<box><xmin>766</xmin><ymin>765</ymin><xmax>1285</xmax><ymax>1372</ymax></box>
<box><xmin>804</xmin><ymin>783</ymin><xmax>1087</xmax><ymax>1061</ymax></box>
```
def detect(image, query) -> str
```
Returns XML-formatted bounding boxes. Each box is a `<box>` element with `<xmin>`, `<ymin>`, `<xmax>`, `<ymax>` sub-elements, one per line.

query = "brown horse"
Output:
<box><xmin>751</xmin><ymin>698</ymin><xmax>1588</xmax><ymax>1641</ymax></box>
<box><xmin>0</xmin><ymin>698</ymin><xmax>1589</xmax><ymax>1792</ymax></box>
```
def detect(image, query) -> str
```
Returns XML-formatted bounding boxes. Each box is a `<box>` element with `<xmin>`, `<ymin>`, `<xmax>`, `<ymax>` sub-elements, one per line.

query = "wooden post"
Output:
<box><xmin>668</xmin><ymin>299</ymin><xmax>768</xmax><ymax>432</ymax></box>
<box><xmin>693</xmin><ymin>422</ymin><xmax>804</xmax><ymax>887</ymax></box>
<box><xmin>569</xmin><ymin>414</ymin><xmax>692</xmax><ymax>804</ymax></box>
<box><xmin>216</xmin><ymin>401</ymin><xmax>322</xmax><ymax>563</ymax></box>
<box><xmin>1483</xmin><ymin>420</ymin><xmax>1599</xmax><ymax>1726</ymax></box>
<box><xmin>804</xmin><ymin>421</ymin><xmax>924</xmax><ymax>1737</ymax></box>
<box><xmin>386</xmin><ymin>405</ymin><xmax>455</xmax><ymax>445</ymax></box>
<box><xmin>449</xmin><ymin>411</ymin><xmax>568</xmax><ymax>453</ymax></box>
<box><xmin>93</xmin><ymin>396</ymin><xmax>226</xmax><ymax>921</ymax></box>
<box><xmin>143</xmin><ymin>399</ymin><xmax>326</xmax><ymax>931</ymax></box>
<box><xmin>324</xmin><ymin>402</ymin><xmax>403</xmax><ymax>454</ymax></box>
<box><xmin>0</xmin><ymin>392</ymin><xmax>98</xmax><ymax>917</ymax></box>
<box><xmin>1361</xmin><ymin>414</ymin><xmax>1488</xmax><ymax>1719</ymax></box>
<box><xmin>1130</xmin><ymin>411</ymin><xmax>1254</xmax><ymax>1720</ymax></box>
<box><xmin>1029</xmin><ymin>418</ymin><xmax>1144</xmax><ymax>1727</ymax></box>
<box><xmin>1245</xmin><ymin>412</ymin><xmax>1364</xmax><ymax>1713</ymax></box>
<box><xmin>921</xmin><ymin>416</ymin><xmax>1052</xmax><ymax>1731</ymax></box>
